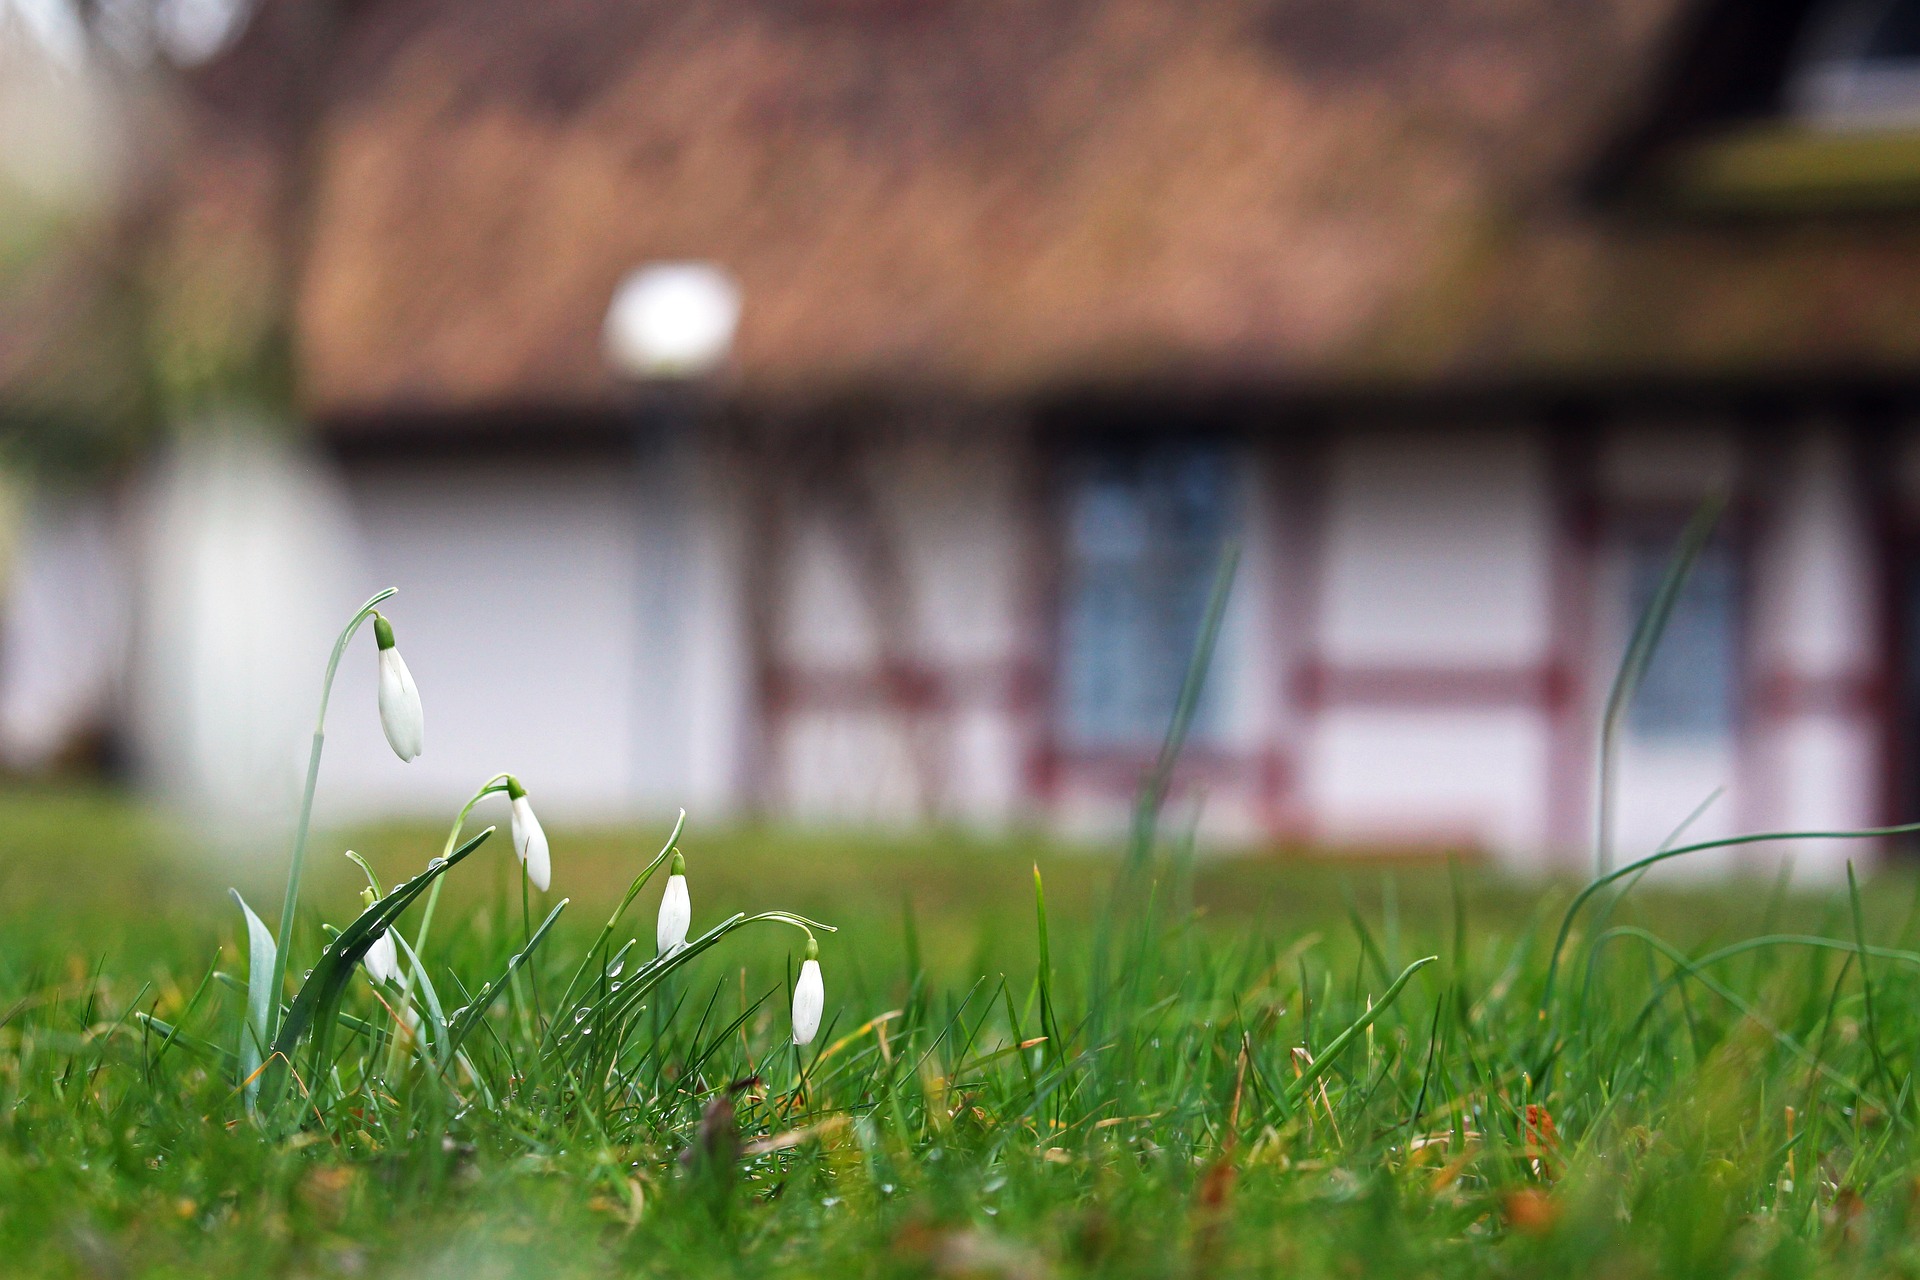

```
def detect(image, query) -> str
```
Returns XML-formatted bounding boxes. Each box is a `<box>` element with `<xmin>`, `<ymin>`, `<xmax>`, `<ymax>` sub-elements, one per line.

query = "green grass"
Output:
<box><xmin>7</xmin><ymin>788</ymin><xmax>1920</xmax><ymax>1275</ymax></box>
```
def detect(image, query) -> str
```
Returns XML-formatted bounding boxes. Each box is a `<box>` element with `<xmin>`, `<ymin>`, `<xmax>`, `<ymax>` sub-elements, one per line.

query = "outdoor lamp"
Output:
<box><xmin>602</xmin><ymin>261</ymin><xmax>742</xmax><ymax>379</ymax></box>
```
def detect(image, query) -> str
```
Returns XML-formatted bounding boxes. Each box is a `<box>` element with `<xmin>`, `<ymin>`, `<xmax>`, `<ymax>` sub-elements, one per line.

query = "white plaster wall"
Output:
<box><xmin>1754</xmin><ymin>428</ymin><xmax>1876</xmax><ymax>676</ymax></box>
<box><xmin>1210</xmin><ymin>456</ymin><xmax>1279</xmax><ymax>754</ymax></box>
<box><xmin>781</xmin><ymin>713</ymin><xmax>925</xmax><ymax>822</ymax></box>
<box><xmin>885</xmin><ymin>433</ymin><xmax>1027</xmax><ymax>665</ymax></box>
<box><xmin>781</xmin><ymin>431</ymin><xmax>1027</xmax><ymax>667</ymax></box>
<box><xmin>783</xmin><ymin>516</ymin><xmax>879</xmax><ymax>668</ymax></box>
<box><xmin>128</xmin><ymin>429</ymin><xmax>361</xmax><ymax>830</ymax></box>
<box><xmin>324</xmin><ymin>455</ymin><xmax>650</xmax><ymax>824</ymax></box>
<box><xmin>1306</xmin><ymin>709</ymin><xmax>1548</xmax><ymax>859</ymax></box>
<box><xmin>646</xmin><ymin>439</ymin><xmax>752</xmax><ymax>816</ymax></box>
<box><xmin>1607</xmin><ymin>742</ymin><xmax>1744</xmax><ymax>876</ymax></box>
<box><xmin>1318</xmin><ymin>429</ymin><xmax>1554</xmax><ymax>666</ymax></box>
<box><xmin>1304</xmin><ymin>428</ymin><xmax>1555</xmax><ymax>860</ymax></box>
<box><xmin>0</xmin><ymin>486</ymin><xmax>128</xmax><ymax>768</ymax></box>
<box><xmin>1748</xmin><ymin>426</ymin><xmax>1881</xmax><ymax>878</ymax></box>
<box><xmin>1757</xmin><ymin>720</ymin><xmax>1880</xmax><ymax>881</ymax></box>
<box><xmin>945</xmin><ymin>705</ymin><xmax>1024</xmax><ymax>818</ymax></box>
<box><xmin>776</xmin><ymin>431</ymin><xmax>1032</xmax><ymax>823</ymax></box>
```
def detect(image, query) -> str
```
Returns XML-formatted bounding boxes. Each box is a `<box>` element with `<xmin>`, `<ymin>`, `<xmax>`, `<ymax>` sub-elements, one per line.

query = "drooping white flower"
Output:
<box><xmin>373</xmin><ymin>614</ymin><xmax>424</xmax><ymax>762</ymax></box>
<box><xmin>792</xmin><ymin>939</ymin><xmax>824</xmax><ymax>1046</ymax></box>
<box><xmin>657</xmin><ymin>851</ymin><xmax>690</xmax><ymax>955</ymax></box>
<box><xmin>357</xmin><ymin>885</ymin><xmax>400</xmax><ymax>985</ymax></box>
<box><xmin>508</xmin><ymin>778</ymin><xmax>550</xmax><ymax>891</ymax></box>
<box><xmin>365</xmin><ymin>928</ymin><xmax>400</xmax><ymax>985</ymax></box>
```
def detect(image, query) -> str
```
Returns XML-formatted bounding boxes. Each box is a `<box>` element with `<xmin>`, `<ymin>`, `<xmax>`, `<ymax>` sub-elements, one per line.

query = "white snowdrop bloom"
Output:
<box><xmin>792</xmin><ymin>939</ymin><xmax>824</xmax><ymax>1046</ymax></box>
<box><xmin>373</xmin><ymin>614</ymin><xmax>423</xmax><ymax>762</ymax></box>
<box><xmin>508</xmin><ymin>779</ymin><xmax>550</xmax><ymax>891</ymax></box>
<box><xmin>365</xmin><ymin>928</ymin><xmax>399</xmax><ymax>985</ymax></box>
<box><xmin>355</xmin><ymin>885</ymin><xmax>400</xmax><ymax>985</ymax></box>
<box><xmin>657</xmin><ymin>851</ymin><xmax>690</xmax><ymax>955</ymax></box>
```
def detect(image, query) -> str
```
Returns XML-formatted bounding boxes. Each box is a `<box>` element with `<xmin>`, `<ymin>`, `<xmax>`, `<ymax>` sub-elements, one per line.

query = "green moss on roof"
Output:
<box><xmin>1660</xmin><ymin>125</ymin><xmax>1920</xmax><ymax>214</ymax></box>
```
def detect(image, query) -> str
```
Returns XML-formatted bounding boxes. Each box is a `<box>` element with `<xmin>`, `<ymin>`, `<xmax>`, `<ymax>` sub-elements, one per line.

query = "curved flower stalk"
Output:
<box><xmin>548</xmin><ymin>906</ymin><xmax>836</xmax><ymax>1069</ymax></box>
<box><xmin>792</xmin><ymin>935</ymin><xmax>824</xmax><ymax>1046</ymax></box>
<box><xmin>266</xmin><ymin>588</ymin><xmax>398</xmax><ymax>1051</ymax></box>
<box><xmin>373</xmin><ymin>614</ymin><xmax>424</xmax><ymax>761</ymax></box>
<box><xmin>544</xmin><ymin>811</ymin><xmax>685</xmax><ymax>1030</ymax></box>
<box><xmin>344</xmin><ymin>853</ymin><xmax>401</xmax><ymax>987</ymax></box>
<box><xmin>410</xmin><ymin>772</ymin><xmax>548</xmax><ymax>961</ymax></box>
<box><xmin>374</xmin><ymin>775</ymin><xmax>552</xmax><ymax>1090</ymax></box>
<box><xmin>656</xmin><ymin>851</ymin><xmax>690</xmax><ymax>955</ymax></box>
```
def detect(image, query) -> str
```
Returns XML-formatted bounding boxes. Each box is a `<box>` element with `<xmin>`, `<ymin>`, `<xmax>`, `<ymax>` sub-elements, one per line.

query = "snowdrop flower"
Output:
<box><xmin>373</xmin><ymin>614</ymin><xmax>424</xmax><ymax>762</ymax></box>
<box><xmin>657</xmin><ymin>851</ymin><xmax>690</xmax><ymax>955</ymax></box>
<box><xmin>508</xmin><ymin>777</ymin><xmax>550</xmax><ymax>891</ymax></box>
<box><xmin>365</xmin><ymin>927</ymin><xmax>399</xmax><ymax>985</ymax></box>
<box><xmin>360</xmin><ymin>887</ymin><xmax>400</xmax><ymax>985</ymax></box>
<box><xmin>792</xmin><ymin>936</ymin><xmax>824</xmax><ymax>1046</ymax></box>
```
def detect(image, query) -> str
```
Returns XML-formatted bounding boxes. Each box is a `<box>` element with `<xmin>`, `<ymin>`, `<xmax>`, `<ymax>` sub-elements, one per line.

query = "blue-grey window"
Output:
<box><xmin>1791</xmin><ymin>0</ymin><xmax>1920</xmax><ymax>128</ymax></box>
<box><xmin>1625</xmin><ymin>536</ymin><xmax>1741</xmax><ymax>741</ymax></box>
<box><xmin>1058</xmin><ymin>444</ymin><xmax>1235</xmax><ymax>748</ymax></box>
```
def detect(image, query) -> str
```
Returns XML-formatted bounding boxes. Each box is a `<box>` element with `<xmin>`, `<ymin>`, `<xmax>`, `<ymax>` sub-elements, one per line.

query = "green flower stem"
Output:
<box><xmin>383</xmin><ymin>774</ymin><xmax>512</xmax><ymax>1080</ymax></box>
<box><xmin>411</xmin><ymin>774</ymin><xmax>513</xmax><ymax>961</ymax></box>
<box><xmin>267</xmin><ymin>588</ymin><xmax>395</xmax><ymax>1050</ymax></box>
<box><xmin>522</xmin><ymin>870</ymin><xmax>540</xmax><ymax>1025</ymax></box>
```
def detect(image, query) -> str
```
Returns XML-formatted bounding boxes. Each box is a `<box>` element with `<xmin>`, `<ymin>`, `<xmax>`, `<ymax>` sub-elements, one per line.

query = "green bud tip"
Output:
<box><xmin>372</xmin><ymin>613</ymin><xmax>396</xmax><ymax>650</ymax></box>
<box><xmin>506</xmin><ymin>776</ymin><xmax>527</xmax><ymax>801</ymax></box>
<box><xmin>669</xmin><ymin>850</ymin><xmax>685</xmax><ymax>876</ymax></box>
<box><xmin>360</xmin><ymin>887</ymin><xmax>377</xmax><ymax>907</ymax></box>
<box><xmin>804</xmin><ymin>935</ymin><xmax>819</xmax><ymax>962</ymax></box>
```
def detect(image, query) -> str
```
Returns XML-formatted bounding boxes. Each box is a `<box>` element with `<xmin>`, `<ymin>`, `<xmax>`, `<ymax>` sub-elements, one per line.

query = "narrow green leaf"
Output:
<box><xmin>443</xmin><ymin>898</ymin><xmax>569</xmax><ymax>1062</ymax></box>
<box><xmin>229</xmin><ymin>889</ymin><xmax>277</xmax><ymax>1101</ymax></box>
<box><xmin>265</xmin><ymin>826</ymin><xmax>494</xmax><ymax>1104</ymax></box>
<box><xmin>1285</xmin><ymin>956</ymin><xmax>1437</xmax><ymax>1108</ymax></box>
<box><xmin>135</xmin><ymin>1012</ymin><xmax>239</xmax><ymax>1076</ymax></box>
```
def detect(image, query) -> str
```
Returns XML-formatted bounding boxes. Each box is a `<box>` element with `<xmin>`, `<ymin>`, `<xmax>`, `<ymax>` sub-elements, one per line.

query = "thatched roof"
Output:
<box><xmin>173</xmin><ymin>0</ymin><xmax>1920</xmax><ymax>419</ymax></box>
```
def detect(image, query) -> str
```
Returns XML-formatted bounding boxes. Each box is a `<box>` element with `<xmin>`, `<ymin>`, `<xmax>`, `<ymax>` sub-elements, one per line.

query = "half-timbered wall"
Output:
<box><xmin>1298</xmin><ymin>427</ymin><xmax>1560</xmax><ymax>864</ymax></box>
<box><xmin>767</xmin><ymin>426</ymin><xmax>1037</xmax><ymax>824</ymax></box>
<box><xmin>1745</xmin><ymin>425</ymin><xmax>1882</xmax><ymax>878</ymax></box>
<box><xmin>0</xmin><ymin>409</ymin><xmax>1897</xmax><ymax>873</ymax></box>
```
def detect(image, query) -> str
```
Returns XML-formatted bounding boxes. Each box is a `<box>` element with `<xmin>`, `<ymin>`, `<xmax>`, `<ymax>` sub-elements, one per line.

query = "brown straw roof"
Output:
<box><xmin>142</xmin><ymin>0</ymin><xmax>1920</xmax><ymax>419</ymax></box>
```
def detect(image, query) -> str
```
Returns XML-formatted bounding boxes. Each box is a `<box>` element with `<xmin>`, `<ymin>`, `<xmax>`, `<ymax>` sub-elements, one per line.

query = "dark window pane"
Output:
<box><xmin>1866</xmin><ymin>0</ymin><xmax>1920</xmax><ymax>59</ymax></box>
<box><xmin>1625</xmin><ymin>537</ymin><xmax>1740</xmax><ymax>740</ymax></box>
<box><xmin>1059</xmin><ymin>445</ymin><xmax>1234</xmax><ymax>748</ymax></box>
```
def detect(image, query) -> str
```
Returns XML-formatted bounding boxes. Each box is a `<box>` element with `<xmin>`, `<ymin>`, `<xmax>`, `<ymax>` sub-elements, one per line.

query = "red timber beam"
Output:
<box><xmin>1292</xmin><ymin>659</ymin><xmax>1578</xmax><ymax>712</ymax></box>
<box><xmin>763</xmin><ymin>658</ymin><xmax>1043</xmax><ymax>716</ymax></box>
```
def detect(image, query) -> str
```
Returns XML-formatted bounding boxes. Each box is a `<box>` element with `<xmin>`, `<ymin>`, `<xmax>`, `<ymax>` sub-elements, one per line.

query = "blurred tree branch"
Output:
<box><xmin>0</xmin><ymin>0</ymin><xmax>339</xmax><ymax>483</ymax></box>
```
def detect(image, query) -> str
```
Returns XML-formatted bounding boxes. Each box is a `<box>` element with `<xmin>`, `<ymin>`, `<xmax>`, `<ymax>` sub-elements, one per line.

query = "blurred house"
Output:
<box><xmin>16</xmin><ymin>0</ymin><xmax>1920</xmax><ymax>872</ymax></box>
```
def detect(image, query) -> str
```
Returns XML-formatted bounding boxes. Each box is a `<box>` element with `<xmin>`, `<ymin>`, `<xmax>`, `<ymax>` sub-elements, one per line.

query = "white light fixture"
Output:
<box><xmin>603</xmin><ymin>261</ymin><xmax>742</xmax><ymax>380</ymax></box>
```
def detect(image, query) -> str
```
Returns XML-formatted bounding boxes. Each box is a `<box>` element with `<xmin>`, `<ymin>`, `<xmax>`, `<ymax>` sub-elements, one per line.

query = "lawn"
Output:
<box><xmin>6</xmin><ymin>787</ymin><xmax>1920</xmax><ymax>1277</ymax></box>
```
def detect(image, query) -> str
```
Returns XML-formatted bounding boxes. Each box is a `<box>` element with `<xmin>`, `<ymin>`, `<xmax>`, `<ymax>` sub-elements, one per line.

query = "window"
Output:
<box><xmin>1624</xmin><ymin>536</ymin><xmax>1741</xmax><ymax>741</ymax></box>
<box><xmin>1058</xmin><ymin>444</ymin><xmax>1235</xmax><ymax>748</ymax></box>
<box><xmin>1790</xmin><ymin>0</ymin><xmax>1920</xmax><ymax>129</ymax></box>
